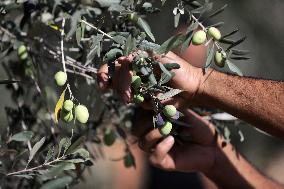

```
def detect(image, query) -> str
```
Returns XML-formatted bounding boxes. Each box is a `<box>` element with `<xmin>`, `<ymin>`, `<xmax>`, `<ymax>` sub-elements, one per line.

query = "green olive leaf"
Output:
<box><xmin>28</xmin><ymin>137</ymin><xmax>46</xmax><ymax>164</ymax></box>
<box><xmin>40</xmin><ymin>176</ymin><xmax>73</xmax><ymax>189</ymax></box>
<box><xmin>137</xmin><ymin>17</ymin><xmax>155</xmax><ymax>42</ymax></box>
<box><xmin>10</xmin><ymin>131</ymin><xmax>33</xmax><ymax>142</ymax></box>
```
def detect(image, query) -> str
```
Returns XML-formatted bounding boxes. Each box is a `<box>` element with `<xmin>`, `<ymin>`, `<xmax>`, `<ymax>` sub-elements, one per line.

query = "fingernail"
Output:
<box><xmin>165</xmin><ymin>136</ymin><xmax>174</xmax><ymax>145</ymax></box>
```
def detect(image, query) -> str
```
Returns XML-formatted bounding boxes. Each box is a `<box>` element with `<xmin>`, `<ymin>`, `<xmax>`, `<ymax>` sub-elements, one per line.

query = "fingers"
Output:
<box><xmin>97</xmin><ymin>56</ymin><xmax>133</xmax><ymax>102</ymax></box>
<box><xmin>119</xmin><ymin>59</ymin><xmax>133</xmax><ymax>103</ymax></box>
<box><xmin>148</xmin><ymin>136</ymin><xmax>175</xmax><ymax>166</ymax></box>
<box><xmin>178</xmin><ymin>109</ymin><xmax>217</xmax><ymax>145</ymax></box>
<box><xmin>97</xmin><ymin>64</ymin><xmax>109</xmax><ymax>90</ymax></box>
<box><xmin>139</xmin><ymin>131</ymin><xmax>175</xmax><ymax>170</ymax></box>
<box><xmin>139</xmin><ymin>129</ymin><xmax>162</xmax><ymax>152</ymax></box>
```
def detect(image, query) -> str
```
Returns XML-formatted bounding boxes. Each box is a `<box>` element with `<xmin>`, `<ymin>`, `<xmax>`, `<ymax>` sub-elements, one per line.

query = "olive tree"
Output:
<box><xmin>0</xmin><ymin>0</ymin><xmax>249</xmax><ymax>188</ymax></box>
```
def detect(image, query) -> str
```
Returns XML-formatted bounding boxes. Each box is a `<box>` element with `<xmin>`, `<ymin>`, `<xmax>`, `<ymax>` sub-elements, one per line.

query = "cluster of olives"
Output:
<box><xmin>60</xmin><ymin>100</ymin><xmax>89</xmax><ymax>124</ymax></box>
<box><xmin>192</xmin><ymin>27</ymin><xmax>227</xmax><ymax>67</ymax></box>
<box><xmin>131</xmin><ymin>75</ymin><xmax>145</xmax><ymax>104</ymax></box>
<box><xmin>156</xmin><ymin>105</ymin><xmax>179</xmax><ymax>136</ymax></box>
<box><xmin>54</xmin><ymin>71</ymin><xmax>89</xmax><ymax>124</ymax></box>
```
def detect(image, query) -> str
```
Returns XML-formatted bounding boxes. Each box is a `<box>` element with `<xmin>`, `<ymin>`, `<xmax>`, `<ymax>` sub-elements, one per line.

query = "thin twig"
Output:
<box><xmin>66</xmin><ymin>68</ymin><xmax>94</xmax><ymax>80</ymax></box>
<box><xmin>60</xmin><ymin>18</ymin><xmax>73</xmax><ymax>99</ymax></box>
<box><xmin>191</xmin><ymin>14</ymin><xmax>223</xmax><ymax>51</ymax></box>
<box><xmin>80</xmin><ymin>20</ymin><xmax>114</xmax><ymax>40</ymax></box>
<box><xmin>6</xmin><ymin>156</ymin><xmax>64</xmax><ymax>176</ymax></box>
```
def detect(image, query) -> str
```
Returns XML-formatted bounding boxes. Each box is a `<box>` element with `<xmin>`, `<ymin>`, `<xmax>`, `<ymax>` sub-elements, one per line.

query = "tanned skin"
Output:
<box><xmin>97</xmin><ymin>51</ymin><xmax>284</xmax><ymax>189</ymax></box>
<box><xmin>198</xmin><ymin>71</ymin><xmax>284</xmax><ymax>138</ymax></box>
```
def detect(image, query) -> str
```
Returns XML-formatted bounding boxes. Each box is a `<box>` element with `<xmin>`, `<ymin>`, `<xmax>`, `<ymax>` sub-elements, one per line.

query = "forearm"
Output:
<box><xmin>197</xmin><ymin>69</ymin><xmax>284</xmax><ymax>138</ymax></box>
<box><xmin>205</xmin><ymin>140</ymin><xmax>283</xmax><ymax>189</ymax></box>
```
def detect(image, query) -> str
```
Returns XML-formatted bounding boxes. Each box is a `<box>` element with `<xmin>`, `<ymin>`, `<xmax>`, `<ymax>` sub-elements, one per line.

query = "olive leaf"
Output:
<box><xmin>238</xmin><ymin>130</ymin><xmax>245</xmax><ymax>142</ymax></box>
<box><xmin>231</xmin><ymin>49</ymin><xmax>250</xmax><ymax>56</ymax></box>
<box><xmin>39</xmin><ymin>163</ymin><xmax>75</xmax><ymax>181</ymax></box>
<box><xmin>204</xmin><ymin>44</ymin><xmax>215</xmax><ymax>72</ymax></box>
<box><xmin>54</xmin><ymin>89</ymin><xmax>66</xmax><ymax>124</ymax></box>
<box><xmin>65</xmin><ymin>136</ymin><xmax>85</xmax><ymax>155</ymax></box>
<box><xmin>40</xmin><ymin>176</ymin><xmax>73</xmax><ymax>189</ymax></box>
<box><xmin>45</xmin><ymin>146</ymin><xmax>55</xmax><ymax>163</ymax></box>
<box><xmin>203</xmin><ymin>4</ymin><xmax>228</xmax><ymax>21</ymax></box>
<box><xmin>158</xmin><ymin>62</ymin><xmax>173</xmax><ymax>85</ymax></box>
<box><xmin>174</xmin><ymin>12</ymin><xmax>181</xmax><ymax>28</ymax></box>
<box><xmin>230</xmin><ymin>56</ymin><xmax>251</xmax><ymax>60</ymax></box>
<box><xmin>10</xmin><ymin>131</ymin><xmax>33</xmax><ymax>142</ymax></box>
<box><xmin>161</xmin><ymin>0</ymin><xmax>167</xmax><ymax>6</ymax></box>
<box><xmin>226</xmin><ymin>36</ymin><xmax>247</xmax><ymax>51</ymax></box>
<box><xmin>226</xmin><ymin>60</ymin><xmax>243</xmax><ymax>76</ymax></box>
<box><xmin>58</xmin><ymin>138</ymin><xmax>71</xmax><ymax>157</ymax></box>
<box><xmin>180</xmin><ymin>31</ymin><xmax>194</xmax><ymax>52</ymax></box>
<box><xmin>71</xmin><ymin>148</ymin><xmax>90</xmax><ymax>159</ymax></box>
<box><xmin>28</xmin><ymin>137</ymin><xmax>46</xmax><ymax>165</ymax></box>
<box><xmin>75</xmin><ymin>25</ymin><xmax>82</xmax><ymax>48</ymax></box>
<box><xmin>137</xmin><ymin>17</ymin><xmax>155</xmax><ymax>42</ymax></box>
<box><xmin>224</xmin><ymin>126</ymin><xmax>231</xmax><ymax>143</ymax></box>
<box><xmin>157</xmin><ymin>34</ymin><xmax>186</xmax><ymax>54</ymax></box>
<box><xmin>163</xmin><ymin>63</ymin><xmax>180</xmax><ymax>70</ymax></box>
<box><xmin>222</xmin><ymin>28</ymin><xmax>239</xmax><ymax>39</ymax></box>
<box><xmin>14</xmin><ymin>174</ymin><xmax>35</xmax><ymax>180</ymax></box>
<box><xmin>123</xmin><ymin>35</ymin><xmax>136</xmax><ymax>55</ymax></box>
<box><xmin>157</xmin><ymin>89</ymin><xmax>183</xmax><ymax>101</ymax></box>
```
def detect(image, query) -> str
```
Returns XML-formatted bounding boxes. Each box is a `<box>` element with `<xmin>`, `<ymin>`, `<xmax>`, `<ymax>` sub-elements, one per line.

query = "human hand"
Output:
<box><xmin>135</xmin><ymin>108</ymin><xmax>218</xmax><ymax>173</ymax></box>
<box><xmin>97</xmin><ymin>51</ymin><xmax>204</xmax><ymax>107</ymax></box>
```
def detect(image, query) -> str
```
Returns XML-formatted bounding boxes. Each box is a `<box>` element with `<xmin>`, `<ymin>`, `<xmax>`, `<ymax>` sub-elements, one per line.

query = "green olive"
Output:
<box><xmin>133</xmin><ymin>94</ymin><xmax>144</xmax><ymax>104</ymax></box>
<box><xmin>18</xmin><ymin>45</ymin><xmax>27</xmax><ymax>55</ymax></box>
<box><xmin>214</xmin><ymin>51</ymin><xmax>226</xmax><ymax>68</ymax></box>
<box><xmin>192</xmin><ymin>30</ymin><xmax>207</xmax><ymax>45</ymax></box>
<box><xmin>163</xmin><ymin>105</ymin><xmax>177</xmax><ymax>118</ymax></box>
<box><xmin>18</xmin><ymin>45</ymin><xmax>28</xmax><ymax>60</ymax></box>
<box><xmin>159</xmin><ymin>121</ymin><xmax>173</xmax><ymax>136</ymax></box>
<box><xmin>20</xmin><ymin>53</ymin><xmax>28</xmax><ymax>60</ymax></box>
<box><xmin>103</xmin><ymin>128</ymin><xmax>116</xmax><ymax>146</ymax></box>
<box><xmin>54</xmin><ymin>71</ymin><xmax>67</xmax><ymax>86</ymax></box>
<box><xmin>131</xmin><ymin>75</ymin><xmax>142</xmax><ymax>90</ymax></box>
<box><xmin>75</xmin><ymin>105</ymin><xmax>89</xmax><ymax>124</ymax></box>
<box><xmin>207</xmin><ymin>27</ymin><xmax>222</xmax><ymax>41</ymax></box>
<box><xmin>63</xmin><ymin>100</ymin><xmax>74</xmax><ymax>112</ymax></box>
<box><xmin>128</xmin><ymin>13</ymin><xmax>138</xmax><ymax>23</ymax></box>
<box><xmin>60</xmin><ymin>110</ymin><xmax>74</xmax><ymax>123</ymax></box>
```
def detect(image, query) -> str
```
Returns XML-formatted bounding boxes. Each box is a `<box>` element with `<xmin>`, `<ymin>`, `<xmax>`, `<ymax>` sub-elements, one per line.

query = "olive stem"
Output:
<box><xmin>80</xmin><ymin>20</ymin><xmax>114</xmax><ymax>41</ymax></box>
<box><xmin>6</xmin><ymin>156</ymin><xmax>65</xmax><ymax>177</ymax></box>
<box><xmin>60</xmin><ymin>18</ymin><xmax>73</xmax><ymax>99</ymax></box>
<box><xmin>191</xmin><ymin>14</ymin><xmax>223</xmax><ymax>52</ymax></box>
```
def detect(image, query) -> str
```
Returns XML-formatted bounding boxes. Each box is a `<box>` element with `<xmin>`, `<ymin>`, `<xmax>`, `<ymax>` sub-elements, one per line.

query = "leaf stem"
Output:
<box><xmin>191</xmin><ymin>14</ymin><xmax>223</xmax><ymax>51</ymax></box>
<box><xmin>6</xmin><ymin>156</ymin><xmax>65</xmax><ymax>177</ymax></box>
<box><xmin>80</xmin><ymin>20</ymin><xmax>114</xmax><ymax>41</ymax></box>
<box><xmin>60</xmin><ymin>18</ymin><xmax>73</xmax><ymax>99</ymax></box>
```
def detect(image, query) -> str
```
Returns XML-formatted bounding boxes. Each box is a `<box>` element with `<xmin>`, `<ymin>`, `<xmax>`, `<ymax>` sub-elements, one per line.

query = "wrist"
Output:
<box><xmin>187</xmin><ymin>67</ymin><xmax>214</xmax><ymax>107</ymax></box>
<box><xmin>193</xmin><ymin>68</ymin><xmax>220</xmax><ymax>107</ymax></box>
<box><xmin>203</xmin><ymin>138</ymin><xmax>228</xmax><ymax>177</ymax></box>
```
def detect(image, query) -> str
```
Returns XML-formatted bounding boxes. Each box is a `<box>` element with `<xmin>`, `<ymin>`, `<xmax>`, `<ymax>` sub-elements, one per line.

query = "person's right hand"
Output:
<box><xmin>97</xmin><ymin>51</ymin><xmax>205</xmax><ymax>108</ymax></box>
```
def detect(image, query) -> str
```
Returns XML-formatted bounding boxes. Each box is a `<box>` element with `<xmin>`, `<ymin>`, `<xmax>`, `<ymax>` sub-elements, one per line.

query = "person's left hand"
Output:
<box><xmin>134</xmin><ymin>108</ymin><xmax>219</xmax><ymax>174</ymax></box>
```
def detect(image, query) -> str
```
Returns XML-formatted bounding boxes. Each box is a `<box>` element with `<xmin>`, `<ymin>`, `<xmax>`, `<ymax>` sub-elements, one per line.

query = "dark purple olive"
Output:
<box><xmin>171</xmin><ymin>111</ymin><xmax>180</xmax><ymax>120</ymax></box>
<box><xmin>155</xmin><ymin>113</ymin><xmax>166</xmax><ymax>128</ymax></box>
